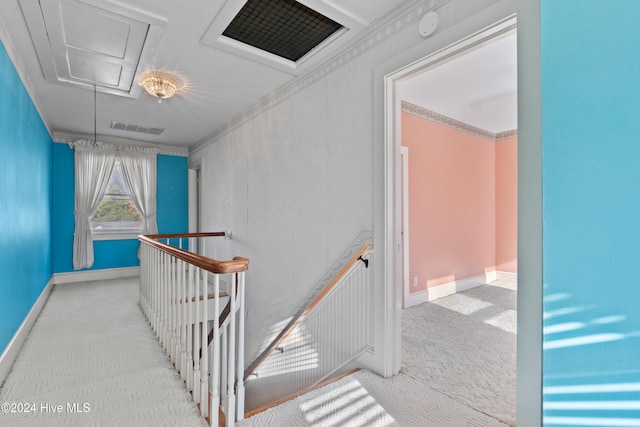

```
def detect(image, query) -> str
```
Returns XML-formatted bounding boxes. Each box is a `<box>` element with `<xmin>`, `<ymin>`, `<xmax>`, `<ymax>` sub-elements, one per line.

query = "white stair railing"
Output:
<box><xmin>139</xmin><ymin>233</ymin><xmax>249</xmax><ymax>426</ymax></box>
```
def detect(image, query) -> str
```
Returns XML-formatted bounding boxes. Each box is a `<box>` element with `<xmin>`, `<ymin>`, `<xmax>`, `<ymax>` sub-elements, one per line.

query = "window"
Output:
<box><xmin>72</xmin><ymin>141</ymin><xmax>158</xmax><ymax>270</ymax></box>
<box><xmin>90</xmin><ymin>159</ymin><xmax>143</xmax><ymax>237</ymax></box>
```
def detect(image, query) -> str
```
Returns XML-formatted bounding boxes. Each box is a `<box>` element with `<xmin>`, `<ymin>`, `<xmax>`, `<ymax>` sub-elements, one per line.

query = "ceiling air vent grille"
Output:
<box><xmin>111</xmin><ymin>121</ymin><xmax>164</xmax><ymax>135</ymax></box>
<box><xmin>222</xmin><ymin>0</ymin><xmax>343</xmax><ymax>62</ymax></box>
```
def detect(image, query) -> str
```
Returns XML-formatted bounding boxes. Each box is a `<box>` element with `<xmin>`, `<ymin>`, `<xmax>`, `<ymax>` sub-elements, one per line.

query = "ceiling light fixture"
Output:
<box><xmin>140</xmin><ymin>71</ymin><xmax>181</xmax><ymax>102</ymax></box>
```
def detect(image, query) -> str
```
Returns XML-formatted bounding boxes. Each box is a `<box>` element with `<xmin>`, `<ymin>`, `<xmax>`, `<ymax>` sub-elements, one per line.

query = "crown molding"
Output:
<box><xmin>402</xmin><ymin>101</ymin><xmax>495</xmax><ymax>140</ymax></box>
<box><xmin>190</xmin><ymin>0</ymin><xmax>451</xmax><ymax>157</ymax></box>
<box><xmin>496</xmin><ymin>129</ymin><xmax>518</xmax><ymax>141</ymax></box>
<box><xmin>53</xmin><ymin>131</ymin><xmax>188</xmax><ymax>157</ymax></box>
<box><xmin>401</xmin><ymin>101</ymin><xmax>517</xmax><ymax>142</ymax></box>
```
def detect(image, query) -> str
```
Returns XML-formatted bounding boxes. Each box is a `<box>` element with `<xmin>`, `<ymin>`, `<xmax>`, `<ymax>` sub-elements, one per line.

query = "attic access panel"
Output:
<box><xmin>222</xmin><ymin>0</ymin><xmax>343</xmax><ymax>62</ymax></box>
<box><xmin>18</xmin><ymin>0</ymin><xmax>166</xmax><ymax>97</ymax></box>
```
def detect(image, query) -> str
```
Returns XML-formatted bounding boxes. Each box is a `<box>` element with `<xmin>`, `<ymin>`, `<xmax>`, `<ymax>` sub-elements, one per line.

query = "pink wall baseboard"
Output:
<box><xmin>405</xmin><ymin>272</ymin><xmax>492</xmax><ymax>307</ymax></box>
<box><xmin>404</xmin><ymin>271</ymin><xmax>517</xmax><ymax>308</ymax></box>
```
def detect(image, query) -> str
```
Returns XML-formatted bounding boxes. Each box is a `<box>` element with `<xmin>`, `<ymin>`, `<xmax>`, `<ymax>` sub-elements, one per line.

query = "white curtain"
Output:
<box><xmin>73</xmin><ymin>147</ymin><xmax>117</xmax><ymax>270</ymax></box>
<box><xmin>119</xmin><ymin>152</ymin><xmax>158</xmax><ymax>235</ymax></box>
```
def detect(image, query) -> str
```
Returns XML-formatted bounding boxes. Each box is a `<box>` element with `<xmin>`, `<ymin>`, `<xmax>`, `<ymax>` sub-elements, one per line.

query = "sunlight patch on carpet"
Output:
<box><xmin>299</xmin><ymin>378</ymin><xmax>396</xmax><ymax>426</ymax></box>
<box><xmin>431</xmin><ymin>293</ymin><xmax>492</xmax><ymax>315</ymax></box>
<box><xmin>484</xmin><ymin>309</ymin><xmax>517</xmax><ymax>334</ymax></box>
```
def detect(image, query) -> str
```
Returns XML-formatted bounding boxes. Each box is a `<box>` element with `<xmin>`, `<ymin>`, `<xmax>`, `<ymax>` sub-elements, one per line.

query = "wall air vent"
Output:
<box><xmin>222</xmin><ymin>0</ymin><xmax>343</xmax><ymax>62</ymax></box>
<box><xmin>110</xmin><ymin>121</ymin><xmax>164</xmax><ymax>135</ymax></box>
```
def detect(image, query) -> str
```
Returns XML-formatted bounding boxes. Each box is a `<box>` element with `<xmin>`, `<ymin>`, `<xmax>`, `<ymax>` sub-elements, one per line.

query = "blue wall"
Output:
<box><xmin>542</xmin><ymin>1</ymin><xmax>640</xmax><ymax>425</ymax></box>
<box><xmin>0</xmin><ymin>42</ymin><xmax>53</xmax><ymax>353</ymax></box>
<box><xmin>52</xmin><ymin>147</ymin><xmax>188</xmax><ymax>272</ymax></box>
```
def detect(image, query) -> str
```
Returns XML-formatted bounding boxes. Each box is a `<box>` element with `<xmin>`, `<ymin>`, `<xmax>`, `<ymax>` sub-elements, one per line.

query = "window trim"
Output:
<box><xmin>91</xmin><ymin>231</ymin><xmax>142</xmax><ymax>241</ymax></box>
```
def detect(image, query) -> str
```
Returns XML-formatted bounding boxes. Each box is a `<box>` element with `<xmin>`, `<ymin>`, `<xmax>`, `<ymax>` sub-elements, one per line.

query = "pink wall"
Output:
<box><xmin>496</xmin><ymin>137</ymin><xmax>518</xmax><ymax>273</ymax></box>
<box><xmin>402</xmin><ymin>111</ymin><xmax>517</xmax><ymax>293</ymax></box>
<box><xmin>403</xmin><ymin>112</ymin><xmax>495</xmax><ymax>291</ymax></box>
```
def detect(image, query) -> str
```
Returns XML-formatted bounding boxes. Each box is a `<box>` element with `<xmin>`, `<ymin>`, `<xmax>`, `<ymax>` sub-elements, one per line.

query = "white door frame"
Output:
<box><xmin>381</xmin><ymin>12</ymin><xmax>517</xmax><ymax>378</ymax></box>
<box><xmin>401</xmin><ymin>146</ymin><xmax>410</xmax><ymax>309</ymax></box>
<box><xmin>188</xmin><ymin>157</ymin><xmax>204</xmax><ymax>253</ymax></box>
<box><xmin>188</xmin><ymin>169</ymin><xmax>198</xmax><ymax>232</ymax></box>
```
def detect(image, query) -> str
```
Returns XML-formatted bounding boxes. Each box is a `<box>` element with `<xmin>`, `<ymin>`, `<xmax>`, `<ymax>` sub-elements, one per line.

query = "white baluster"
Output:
<box><xmin>151</xmin><ymin>248</ymin><xmax>158</xmax><ymax>335</ymax></box>
<box><xmin>161</xmin><ymin>250</ymin><xmax>165</xmax><ymax>340</ymax></box>
<box><xmin>157</xmin><ymin>250</ymin><xmax>162</xmax><ymax>342</ymax></box>
<box><xmin>193</xmin><ymin>266</ymin><xmax>201</xmax><ymax>405</ymax></box>
<box><xmin>158</xmin><ymin>249</ymin><xmax>163</xmax><ymax>340</ymax></box>
<box><xmin>221</xmin><ymin>327</ymin><xmax>227</xmax><ymax>404</ymax></box>
<box><xmin>186</xmin><ymin>264</ymin><xmax>194</xmax><ymax>392</ymax></box>
<box><xmin>156</xmin><ymin>248</ymin><xmax>161</xmax><ymax>338</ymax></box>
<box><xmin>227</xmin><ymin>273</ymin><xmax>237</xmax><ymax>427</ymax></box>
<box><xmin>161</xmin><ymin>252</ymin><xmax>167</xmax><ymax>348</ymax></box>
<box><xmin>144</xmin><ymin>245</ymin><xmax>149</xmax><ymax>316</ymax></box>
<box><xmin>152</xmin><ymin>248</ymin><xmax>157</xmax><ymax>334</ymax></box>
<box><xmin>180</xmin><ymin>258</ymin><xmax>187</xmax><ymax>382</ymax></box>
<box><xmin>210</xmin><ymin>273</ymin><xmax>220</xmax><ymax>427</ymax></box>
<box><xmin>165</xmin><ymin>252</ymin><xmax>171</xmax><ymax>354</ymax></box>
<box><xmin>170</xmin><ymin>255</ymin><xmax>176</xmax><ymax>364</ymax></box>
<box><xmin>236</xmin><ymin>272</ymin><xmax>246</xmax><ymax>420</ymax></box>
<box><xmin>200</xmin><ymin>271</ymin><xmax>209</xmax><ymax>418</ymax></box>
<box><xmin>174</xmin><ymin>257</ymin><xmax>182</xmax><ymax>372</ymax></box>
<box><xmin>139</xmin><ymin>244</ymin><xmax>145</xmax><ymax>313</ymax></box>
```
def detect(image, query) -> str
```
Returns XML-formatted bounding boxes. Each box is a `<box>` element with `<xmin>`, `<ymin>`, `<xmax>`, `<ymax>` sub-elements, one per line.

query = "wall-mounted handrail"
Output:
<box><xmin>244</xmin><ymin>243</ymin><xmax>370</xmax><ymax>381</ymax></box>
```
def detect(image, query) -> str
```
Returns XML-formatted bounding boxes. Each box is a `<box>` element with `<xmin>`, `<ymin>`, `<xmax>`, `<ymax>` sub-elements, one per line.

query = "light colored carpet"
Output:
<box><xmin>0</xmin><ymin>278</ymin><xmax>208</xmax><ymax>427</ymax></box>
<box><xmin>238</xmin><ymin>282</ymin><xmax>516</xmax><ymax>426</ymax></box>
<box><xmin>401</xmin><ymin>283</ymin><xmax>516</xmax><ymax>425</ymax></box>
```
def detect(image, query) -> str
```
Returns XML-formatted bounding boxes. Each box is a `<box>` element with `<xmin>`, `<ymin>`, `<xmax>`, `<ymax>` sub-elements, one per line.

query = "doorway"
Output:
<box><xmin>397</xmin><ymin>29</ymin><xmax>517</xmax><ymax>307</ymax></box>
<box><xmin>383</xmin><ymin>15</ymin><xmax>519</xmax><ymax>424</ymax></box>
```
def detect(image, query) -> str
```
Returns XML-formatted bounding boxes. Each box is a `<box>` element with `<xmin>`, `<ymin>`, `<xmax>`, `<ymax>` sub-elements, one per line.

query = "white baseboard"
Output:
<box><xmin>53</xmin><ymin>266</ymin><xmax>140</xmax><ymax>285</ymax></box>
<box><xmin>404</xmin><ymin>272</ymin><xmax>493</xmax><ymax>308</ymax></box>
<box><xmin>0</xmin><ymin>277</ymin><xmax>54</xmax><ymax>387</ymax></box>
<box><xmin>495</xmin><ymin>271</ymin><xmax>518</xmax><ymax>284</ymax></box>
<box><xmin>490</xmin><ymin>271</ymin><xmax>518</xmax><ymax>291</ymax></box>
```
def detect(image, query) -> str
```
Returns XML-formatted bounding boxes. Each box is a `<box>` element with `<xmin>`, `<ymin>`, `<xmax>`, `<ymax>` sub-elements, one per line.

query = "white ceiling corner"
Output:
<box><xmin>398</xmin><ymin>32</ymin><xmax>518</xmax><ymax>135</ymax></box>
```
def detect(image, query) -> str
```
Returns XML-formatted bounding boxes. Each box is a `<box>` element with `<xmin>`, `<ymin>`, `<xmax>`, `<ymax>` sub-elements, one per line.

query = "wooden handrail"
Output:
<box><xmin>138</xmin><ymin>233</ymin><xmax>249</xmax><ymax>274</ymax></box>
<box><xmin>143</xmin><ymin>231</ymin><xmax>226</xmax><ymax>239</ymax></box>
<box><xmin>243</xmin><ymin>243</ymin><xmax>370</xmax><ymax>380</ymax></box>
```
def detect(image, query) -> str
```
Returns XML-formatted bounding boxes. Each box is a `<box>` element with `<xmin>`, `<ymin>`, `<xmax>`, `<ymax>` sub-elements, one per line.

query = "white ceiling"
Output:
<box><xmin>0</xmin><ymin>1</ymin><xmax>516</xmax><ymax>150</ymax></box>
<box><xmin>0</xmin><ymin>0</ymin><xmax>404</xmax><ymax>149</ymax></box>
<box><xmin>398</xmin><ymin>32</ymin><xmax>517</xmax><ymax>134</ymax></box>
